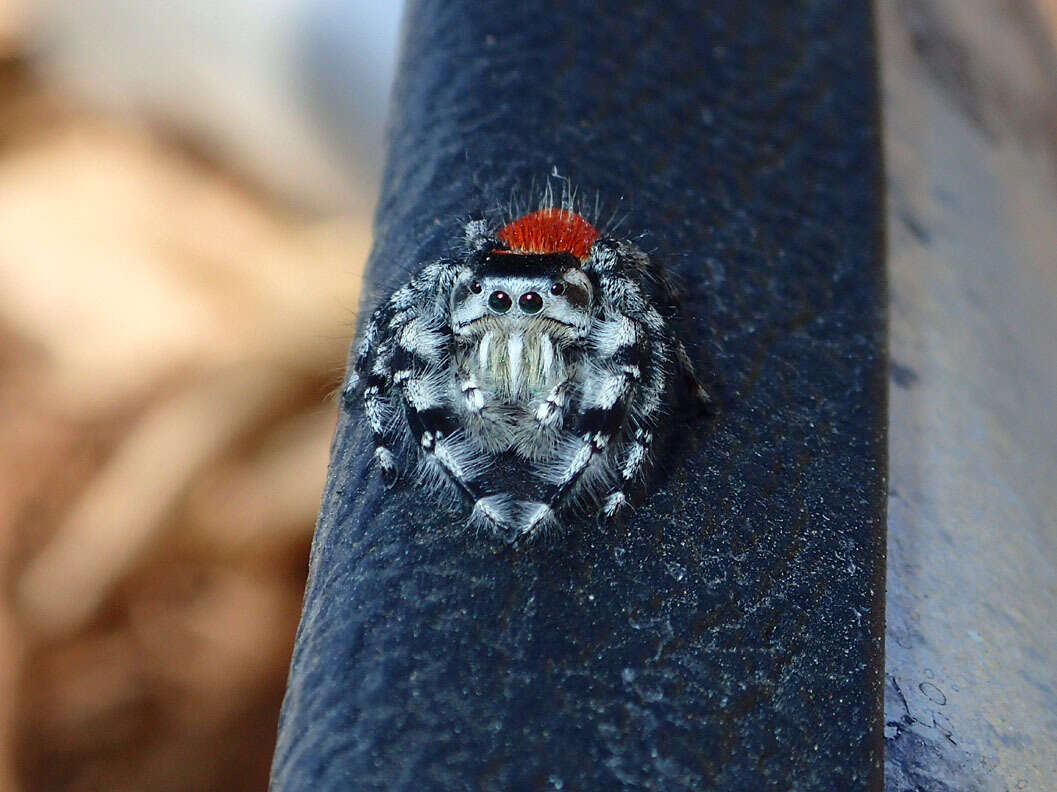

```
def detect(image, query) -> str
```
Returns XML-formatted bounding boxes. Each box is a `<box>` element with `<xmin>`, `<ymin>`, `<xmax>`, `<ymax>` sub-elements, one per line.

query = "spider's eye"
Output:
<box><xmin>470</xmin><ymin>281</ymin><xmax>483</xmax><ymax>294</ymax></box>
<box><xmin>488</xmin><ymin>291</ymin><xmax>512</xmax><ymax>313</ymax></box>
<box><xmin>550</xmin><ymin>282</ymin><xmax>567</xmax><ymax>296</ymax></box>
<box><xmin>518</xmin><ymin>292</ymin><xmax>543</xmax><ymax>314</ymax></box>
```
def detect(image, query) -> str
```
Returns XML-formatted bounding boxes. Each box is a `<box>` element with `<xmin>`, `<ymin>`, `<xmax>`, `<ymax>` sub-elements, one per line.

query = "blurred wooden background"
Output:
<box><xmin>0</xmin><ymin>4</ymin><xmax>372</xmax><ymax>789</ymax></box>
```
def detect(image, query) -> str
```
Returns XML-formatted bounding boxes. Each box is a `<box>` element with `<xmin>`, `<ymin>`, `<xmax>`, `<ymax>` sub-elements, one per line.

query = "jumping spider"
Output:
<box><xmin>343</xmin><ymin>207</ymin><xmax>710</xmax><ymax>541</ymax></box>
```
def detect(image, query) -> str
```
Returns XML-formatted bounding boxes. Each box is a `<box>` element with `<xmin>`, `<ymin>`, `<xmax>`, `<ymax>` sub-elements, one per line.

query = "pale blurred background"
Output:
<box><xmin>0</xmin><ymin>1</ymin><xmax>401</xmax><ymax>790</ymax></box>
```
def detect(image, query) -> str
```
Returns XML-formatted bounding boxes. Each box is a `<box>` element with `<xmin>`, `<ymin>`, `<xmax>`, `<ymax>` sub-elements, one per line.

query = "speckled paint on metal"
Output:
<box><xmin>272</xmin><ymin>1</ymin><xmax>887</xmax><ymax>789</ymax></box>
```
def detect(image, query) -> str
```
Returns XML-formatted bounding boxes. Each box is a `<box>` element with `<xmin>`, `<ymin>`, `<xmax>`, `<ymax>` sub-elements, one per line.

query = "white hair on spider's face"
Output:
<box><xmin>450</xmin><ymin>255</ymin><xmax>594</xmax><ymax>401</ymax></box>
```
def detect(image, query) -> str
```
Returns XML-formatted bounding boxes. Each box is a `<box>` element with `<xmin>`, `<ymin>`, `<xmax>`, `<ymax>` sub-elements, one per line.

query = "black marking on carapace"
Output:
<box><xmin>476</xmin><ymin>252</ymin><xmax>580</xmax><ymax>279</ymax></box>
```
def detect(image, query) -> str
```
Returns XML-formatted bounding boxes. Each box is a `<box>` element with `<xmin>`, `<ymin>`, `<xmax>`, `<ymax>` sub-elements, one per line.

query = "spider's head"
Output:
<box><xmin>451</xmin><ymin>251</ymin><xmax>594</xmax><ymax>343</ymax></box>
<box><xmin>452</xmin><ymin>209</ymin><xmax>598</xmax><ymax>343</ymax></box>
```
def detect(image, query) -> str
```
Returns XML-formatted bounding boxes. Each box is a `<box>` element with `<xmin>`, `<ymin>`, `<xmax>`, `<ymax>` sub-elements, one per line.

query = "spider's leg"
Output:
<box><xmin>519</xmin><ymin>316</ymin><xmax>646</xmax><ymax>536</ymax></box>
<box><xmin>391</xmin><ymin>324</ymin><xmax>514</xmax><ymax>528</ymax></box>
<box><xmin>534</xmin><ymin>378</ymin><xmax>573</xmax><ymax>427</ymax></box>
<box><xmin>345</xmin><ymin>259</ymin><xmax>465</xmax><ymax>483</ymax></box>
<box><xmin>600</xmin><ymin>332</ymin><xmax>669</xmax><ymax>518</ymax></box>
<box><xmin>348</xmin><ymin>288</ymin><xmax>413</xmax><ymax>393</ymax></box>
<box><xmin>601</xmin><ymin>243</ymin><xmax>710</xmax><ymax>408</ymax></box>
<box><xmin>601</xmin><ymin>428</ymin><xmax>651</xmax><ymax>518</ymax></box>
<box><xmin>673</xmin><ymin>339</ymin><xmax>714</xmax><ymax>408</ymax></box>
<box><xmin>400</xmin><ymin>372</ymin><xmax>476</xmax><ymax>501</ymax></box>
<box><xmin>400</xmin><ymin>373</ymin><xmax>516</xmax><ymax>529</ymax></box>
<box><xmin>341</xmin><ymin>298</ymin><xmax>405</xmax><ymax>483</ymax></box>
<box><xmin>362</xmin><ymin>342</ymin><xmax>400</xmax><ymax>484</ymax></box>
<box><xmin>348</xmin><ymin>259</ymin><xmax>462</xmax><ymax>391</ymax></box>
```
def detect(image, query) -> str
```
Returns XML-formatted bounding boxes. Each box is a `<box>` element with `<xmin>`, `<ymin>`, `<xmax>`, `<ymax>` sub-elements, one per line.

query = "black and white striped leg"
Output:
<box><xmin>400</xmin><ymin>382</ymin><xmax>517</xmax><ymax>530</ymax></box>
<box><xmin>520</xmin><ymin>343</ymin><xmax>644</xmax><ymax>537</ymax></box>
<box><xmin>365</xmin><ymin>379</ymin><xmax>399</xmax><ymax>485</ymax></box>
<box><xmin>535</xmin><ymin>379</ymin><xmax>572</xmax><ymax>427</ymax></box>
<box><xmin>391</xmin><ymin>334</ymin><xmax>516</xmax><ymax>528</ymax></box>
<box><xmin>342</xmin><ymin>335</ymin><xmax>402</xmax><ymax>484</ymax></box>
<box><xmin>600</xmin><ymin>426</ymin><xmax>654</xmax><ymax>520</ymax></box>
<box><xmin>351</xmin><ymin>294</ymin><xmax>411</xmax><ymax>388</ymax></box>
<box><xmin>597</xmin><ymin>327</ymin><xmax>670</xmax><ymax>519</ymax></box>
<box><xmin>345</xmin><ymin>269</ymin><xmax>452</xmax><ymax>481</ymax></box>
<box><xmin>404</xmin><ymin>395</ymin><xmax>472</xmax><ymax>497</ymax></box>
<box><xmin>350</xmin><ymin>259</ymin><xmax>462</xmax><ymax>388</ymax></box>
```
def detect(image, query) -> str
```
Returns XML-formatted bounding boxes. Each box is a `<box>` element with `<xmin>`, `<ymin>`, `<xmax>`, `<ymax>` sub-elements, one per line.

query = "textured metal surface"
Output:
<box><xmin>272</xmin><ymin>1</ymin><xmax>887</xmax><ymax>789</ymax></box>
<box><xmin>881</xmin><ymin>1</ymin><xmax>1057</xmax><ymax>789</ymax></box>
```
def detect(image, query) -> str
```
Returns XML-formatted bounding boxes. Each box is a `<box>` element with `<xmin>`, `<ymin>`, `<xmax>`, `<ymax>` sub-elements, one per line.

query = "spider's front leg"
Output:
<box><xmin>599</xmin><ymin>341</ymin><xmax>668</xmax><ymax>519</ymax></box>
<box><xmin>341</xmin><ymin>325</ymin><xmax>402</xmax><ymax>485</ymax></box>
<box><xmin>391</xmin><ymin>321</ymin><xmax>522</xmax><ymax>530</ymax></box>
<box><xmin>517</xmin><ymin>314</ymin><xmax>648</xmax><ymax>537</ymax></box>
<box><xmin>535</xmin><ymin>379</ymin><xmax>573</xmax><ymax>427</ymax></box>
<box><xmin>342</xmin><ymin>259</ymin><xmax>464</xmax><ymax>484</ymax></box>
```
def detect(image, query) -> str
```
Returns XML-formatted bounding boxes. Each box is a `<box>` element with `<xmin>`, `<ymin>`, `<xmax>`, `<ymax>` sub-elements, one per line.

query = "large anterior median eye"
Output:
<box><xmin>518</xmin><ymin>292</ymin><xmax>543</xmax><ymax>314</ymax></box>
<box><xmin>488</xmin><ymin>291</ymin><xmax>512</xmax><ymax>313</ymax></box>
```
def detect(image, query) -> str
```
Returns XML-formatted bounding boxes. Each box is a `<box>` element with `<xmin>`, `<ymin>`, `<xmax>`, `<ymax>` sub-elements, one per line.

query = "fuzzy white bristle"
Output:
<box><xmin>477</xmin><ymin>331</ymin><xmax>492</xmax><ymax>371</ymax></box>
<box><xmin>540</xmin><ymin>334</ymin><xmax>555</xmax><ymax>379</ymax></box>
<box><xmin>506</xmin><ymin>333</ymin><xmax>524</xmax><ymax>391</ymax></box>
<box><xmin>470</xmin><ymin>494</ymin><xmax>516</xmax><ymax>531</ymax></box>
<box><xmin>518</xmin><ymin>502</ymin><xmax>556</xmax><ymax>537</ymax></box>
<box><xmin>603</xmin><ymin>491</ymin><xmax>627</xmax><ymax>517</ymax></box>
<box><xmin>374</xmin><ymin>447</ymin><xmax>396</xmax><ymax>471</ymax></box>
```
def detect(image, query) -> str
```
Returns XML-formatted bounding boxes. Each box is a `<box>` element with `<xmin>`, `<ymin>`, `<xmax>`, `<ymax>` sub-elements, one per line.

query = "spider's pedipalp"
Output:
<box><xmin>459</xmin><ymin>377</ymin><xmax>486</xmax><ymax>412</ymax></box>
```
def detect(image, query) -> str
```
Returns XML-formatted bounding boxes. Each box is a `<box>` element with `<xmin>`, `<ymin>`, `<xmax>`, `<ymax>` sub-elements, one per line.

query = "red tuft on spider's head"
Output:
<box><xmin>495</xmin><ymin>209</ymin><xmax>600</xmax><ymax>260</ymax></box>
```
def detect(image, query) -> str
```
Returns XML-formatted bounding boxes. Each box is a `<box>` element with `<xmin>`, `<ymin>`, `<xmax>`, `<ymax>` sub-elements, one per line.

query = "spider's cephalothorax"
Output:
<box><xmin>344</xmin><ymin>207</ymin><xmax>711</xmax><ymax>541</ymax></box>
